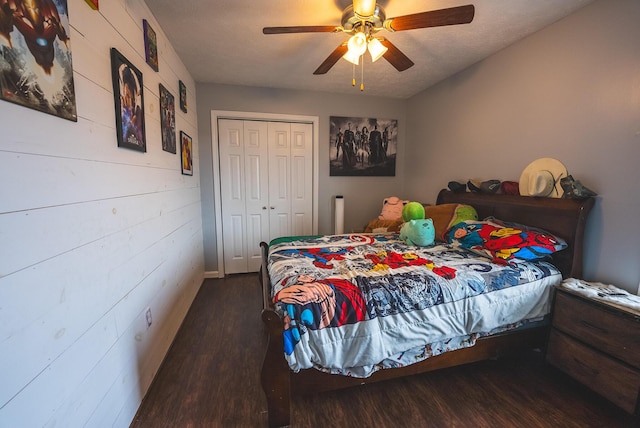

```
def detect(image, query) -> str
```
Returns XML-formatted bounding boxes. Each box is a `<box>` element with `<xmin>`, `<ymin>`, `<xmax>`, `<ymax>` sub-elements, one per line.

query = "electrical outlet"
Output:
<box><xmin>145</xmin><ymin>307</ymin><xmax>152</xmax><ymax>328</ymax></box>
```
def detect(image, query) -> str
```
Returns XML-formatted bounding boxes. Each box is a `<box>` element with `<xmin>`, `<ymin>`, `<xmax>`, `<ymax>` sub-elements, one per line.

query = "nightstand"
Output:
<box><xmin>546</xmin><ymin>286</ymin><xmax>640</xmax><ymax>414</ymax></box>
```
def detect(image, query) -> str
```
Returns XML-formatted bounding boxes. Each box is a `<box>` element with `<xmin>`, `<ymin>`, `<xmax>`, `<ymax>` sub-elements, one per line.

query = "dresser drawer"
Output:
<box><xmin>552</xmin><ymin>290</ymin><xmax>640</xmax><ymax>367</ymax></box>
<box><xmin>547</xmin><ymin>329</ymin><xmax>640</xmax><ymax>414</ymax></box>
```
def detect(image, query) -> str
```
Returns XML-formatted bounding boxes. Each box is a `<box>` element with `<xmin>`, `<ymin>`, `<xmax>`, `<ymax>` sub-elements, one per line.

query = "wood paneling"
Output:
<box><xmin>0</xmin><ymin>0</ymin><xmax>201</xmax><ymax>426</ymax></box>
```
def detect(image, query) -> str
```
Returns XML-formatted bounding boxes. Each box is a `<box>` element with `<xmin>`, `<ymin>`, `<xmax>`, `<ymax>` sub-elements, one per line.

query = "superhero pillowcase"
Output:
<box><xmin>445</xmin><ymin>217</ymin><xmax>567</xmax><ymax>264</ymax></box>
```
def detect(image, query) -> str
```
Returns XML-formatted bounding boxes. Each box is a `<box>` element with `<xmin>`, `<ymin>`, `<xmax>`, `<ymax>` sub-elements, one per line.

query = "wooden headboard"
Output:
<box><xmin>436</xmin><ymin>189</ymin><xmax>594</xmax><ymax>279</ymax></box>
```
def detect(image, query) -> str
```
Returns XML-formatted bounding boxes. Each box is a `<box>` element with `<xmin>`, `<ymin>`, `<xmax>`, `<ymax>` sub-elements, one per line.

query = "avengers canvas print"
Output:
<box><xmin>0</xmin><ymin>0</ymin><xmax>78</xmax><ymax>121</ymax></box>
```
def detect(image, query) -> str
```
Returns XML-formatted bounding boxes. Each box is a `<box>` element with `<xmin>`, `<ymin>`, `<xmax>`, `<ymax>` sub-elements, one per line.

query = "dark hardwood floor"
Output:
<box><xmin>131</xmin><ymin>274</ymin><xmax>638</xmax><ymax>427</ymax></box>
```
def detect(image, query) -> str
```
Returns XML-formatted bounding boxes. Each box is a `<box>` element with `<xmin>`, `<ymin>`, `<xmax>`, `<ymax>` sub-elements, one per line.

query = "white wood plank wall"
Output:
<box><xmin>0</xmin><ymin>0</ymin><xmax>204</xmax><ymax>426</ymax></box>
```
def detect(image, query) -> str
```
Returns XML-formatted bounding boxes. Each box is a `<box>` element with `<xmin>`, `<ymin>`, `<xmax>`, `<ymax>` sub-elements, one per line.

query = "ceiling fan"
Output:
<box><xmin>263</xmin><ymin>1</ymin><xmax>475</xmax><ymax>76</ymax></box>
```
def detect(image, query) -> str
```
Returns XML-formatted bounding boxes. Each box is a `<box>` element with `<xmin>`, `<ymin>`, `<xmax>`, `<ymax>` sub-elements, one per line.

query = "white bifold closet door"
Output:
<box><xmin>218</xmin><ymin>119</ymin><xmax>313</xmax><ymax>274</ymax></box>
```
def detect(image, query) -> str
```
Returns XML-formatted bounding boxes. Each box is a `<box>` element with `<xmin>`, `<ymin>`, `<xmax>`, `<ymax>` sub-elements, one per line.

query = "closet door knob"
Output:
<box><xmin>262</xmin><ymin>206</ymin><xmax>267</xmax><ymax>210</ymax></box>
<box><xmin>270</xmin><ymin>206</ymin><xmax>275</xmax><ymax>210</ymax></box>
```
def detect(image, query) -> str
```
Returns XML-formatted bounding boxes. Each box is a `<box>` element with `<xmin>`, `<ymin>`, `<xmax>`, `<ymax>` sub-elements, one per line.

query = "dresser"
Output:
<box><xmin>546</xmin><ymin>286</ymin><xmax>640</xmax><ymax>414</ymax></box>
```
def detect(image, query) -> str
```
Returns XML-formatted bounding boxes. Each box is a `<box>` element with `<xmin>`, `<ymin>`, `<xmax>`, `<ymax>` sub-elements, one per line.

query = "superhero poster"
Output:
<box><xmin>110</xmin><ymin>48</ymin><xmax>146</xmax><ymax>152</ymax></box>
<box><xmin>143</xmin><ymin>19</ymin><xmax>158</xmax><ymax>72</ymax></box>
<box><xmin>0</xmin><ymin>0</ymin><xmax>77</xmax><ymax>121</ymax></box>
<box><xmin>159</xmin><ymin>83</ymin><xmax>176</xmax><ymax>153</ymax></box>
<box><xmin>330</xmin><ymin>115</ymin><xmax>397</xmax><ymax>176</ymax></box>
<box><xmin>180</xmin><ymin>131</ymin><xmax>192</xmax><ymax>176</ymax></box>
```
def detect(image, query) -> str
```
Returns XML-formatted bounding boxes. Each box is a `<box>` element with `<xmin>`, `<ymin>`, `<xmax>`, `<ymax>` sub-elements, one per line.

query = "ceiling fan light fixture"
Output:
<box><xmin>342</xmin><ymin>49</ymin><xmax>360</xmax><ymax>65</ymax></box>
<box><xmin>347</xmin><ymin>32</ymin><xmax>367</xmax><ymax>57</ymax></box>
<box><xmin>367</xmin><ymin>37</ymin><xmax>387</xmax><ymax>62</ymax></box>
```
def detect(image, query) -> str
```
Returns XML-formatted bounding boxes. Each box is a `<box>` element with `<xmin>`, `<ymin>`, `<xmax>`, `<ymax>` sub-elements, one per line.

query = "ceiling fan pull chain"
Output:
<box><xmin>352</xmin><ymin>63</ymin><xmax>356</xmax><ymax>87</ymax></box>
<box><xmin>360</xmin><ymin>58</ymin><xmax>365</xmax><ymax>91</ymax></box>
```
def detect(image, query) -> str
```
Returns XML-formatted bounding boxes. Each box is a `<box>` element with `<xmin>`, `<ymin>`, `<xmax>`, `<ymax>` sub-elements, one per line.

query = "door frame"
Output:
<box><xmin>210</xmin><ymin>110</ymin><xmax>319</xmax><ymax>277</ymax></box>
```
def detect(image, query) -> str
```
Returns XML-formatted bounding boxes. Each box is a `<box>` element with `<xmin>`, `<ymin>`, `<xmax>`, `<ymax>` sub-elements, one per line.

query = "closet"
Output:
<box><xmin>218</xmin><ymin>119</ymin><xmax>313</xmax><ymax>273</ymax></box>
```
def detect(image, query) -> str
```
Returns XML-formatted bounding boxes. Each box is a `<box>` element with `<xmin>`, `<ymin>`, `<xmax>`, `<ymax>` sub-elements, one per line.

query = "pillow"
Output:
<box><xmin>444</xmin><ymin>217</ymin><xmax>567</xmax><ymax>263</ymax></box>
<box><xmin>424</xmin><ymin>204</ymin><xmax>478</xmax><ymax>242</ymax></box>
<box><xmin>364</xmin><ymin>218</ymin><xmax>403</xmax><ymax>233</ymax></box>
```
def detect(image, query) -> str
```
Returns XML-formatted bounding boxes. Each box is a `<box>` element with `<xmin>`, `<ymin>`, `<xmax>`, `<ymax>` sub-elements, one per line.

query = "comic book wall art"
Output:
<box><xmin>179</xmin><ymin>80</ymin><xmax>187</xmax><ymax>113</ymax></box>
<box><xmin>159</xmin><ymin>84</ymin><xmax>176</xmax><ymax>153</ymax></box>
<box><xmin>0</xmin><ymin>0</ymin><xmax>78</xmax><ymax>121</ymax></box>
<box><xmin>143</xmin><ymin>19</ymin><xmax>158</xmax><ymax>72</ymax></box>
<box><xmin>180</xmin><ymin>131</ymin><xmax>192</xmax><ymax>175</ymax></box>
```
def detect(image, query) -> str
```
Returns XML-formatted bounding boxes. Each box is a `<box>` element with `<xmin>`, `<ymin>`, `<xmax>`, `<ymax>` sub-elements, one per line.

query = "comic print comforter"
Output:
<box><xmin>268</xmin><ymin>233</ymin><xmax>561</xmax><ymax>378</ymax></box>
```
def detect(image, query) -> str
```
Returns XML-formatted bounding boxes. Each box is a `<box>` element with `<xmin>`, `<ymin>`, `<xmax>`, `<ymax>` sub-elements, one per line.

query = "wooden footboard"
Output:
<box><xmin>260</xmin><ymin>242</ymin><xmax>291</xmax><ymax>428</ymax></box>
<box><xmin>260</xmin><ymin>307</ymin><xmax>290</xmax><ymax>428</ymax></box>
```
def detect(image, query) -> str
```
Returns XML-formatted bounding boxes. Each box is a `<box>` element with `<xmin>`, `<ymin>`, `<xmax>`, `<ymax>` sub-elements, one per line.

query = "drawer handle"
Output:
<box><xmin>579</xmin><ymin>320</ymin><xmax>607</xmax><ymax>334</ymax></box>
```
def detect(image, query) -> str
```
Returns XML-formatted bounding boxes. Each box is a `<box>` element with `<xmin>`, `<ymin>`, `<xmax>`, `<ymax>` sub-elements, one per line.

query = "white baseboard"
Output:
<box><xmin>204</xmin><ymin>271</ymin><xmax>222</xmax><ymax>279</ymax></box>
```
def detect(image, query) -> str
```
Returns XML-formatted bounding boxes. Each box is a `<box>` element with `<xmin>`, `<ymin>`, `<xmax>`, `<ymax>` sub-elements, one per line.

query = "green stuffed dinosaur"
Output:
<box><xmin>400</xmin><ymin>218</ymin><xmax>435</xmax><ymax>246</ymax></box>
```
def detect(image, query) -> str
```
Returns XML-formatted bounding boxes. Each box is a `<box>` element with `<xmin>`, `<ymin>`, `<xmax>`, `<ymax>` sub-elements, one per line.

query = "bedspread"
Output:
<box><xmin>268</xmin><ymin>234</ymin><xmax>560</xmax><ymax>377</ymax></box>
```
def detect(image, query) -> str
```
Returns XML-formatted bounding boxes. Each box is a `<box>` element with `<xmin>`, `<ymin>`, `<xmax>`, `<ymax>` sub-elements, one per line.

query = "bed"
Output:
<box><xmin>260</xmin><ymin>189</ymin><xmax>594</xmax><ymax>427</ymax></box>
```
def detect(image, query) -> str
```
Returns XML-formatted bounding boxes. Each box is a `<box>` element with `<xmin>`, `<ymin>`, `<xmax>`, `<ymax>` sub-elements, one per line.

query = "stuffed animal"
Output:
<box><xmin>402</xmin><ymin>201</ymin><xmax>425</xmax><ymax>222</ymax></box>
<box><xmin>379</xmin><ymin>196</ymin><xmax>409</xmax><ymax>220</ymax></box>
<box><xmin>400</xmin><ymin>218</ymin><xmax>435</xmax><ymax>246</ymax></box>
<box><xmin>448</xmin><ymin>204</ymin><xmax>478</xmax><ymax>229</ymax></box>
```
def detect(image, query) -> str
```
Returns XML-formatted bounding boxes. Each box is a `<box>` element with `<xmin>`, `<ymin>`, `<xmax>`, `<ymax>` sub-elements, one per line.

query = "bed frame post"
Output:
<box><xmin>261</xmin><ymin>309</ymin><xmax>291</xmax><ymax>428</ymax></box>
<box><xmin>259</xmin><ymin>242</ymin><xmax>291</xmax><ymax>427</ymax></box>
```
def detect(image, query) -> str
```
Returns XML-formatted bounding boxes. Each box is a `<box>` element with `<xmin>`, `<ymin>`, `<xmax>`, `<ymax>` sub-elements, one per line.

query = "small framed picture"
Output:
<box><xmin>85</xmin><ymin>0</ymin><xmax>98</xmax><ymax>10</ymax></box>
<box><xmin>110</xmin><ymin>48</ymin><xmax>146</xmax><ymax>152</ymax></box>
<box><xmin>179</xmin><ymin>80</ymin><xmax>187</xmax><ymax>113</ymax></box>
<box><xmin>180</xmin><ymin>131</ymin><xmax>193</xmax><ymax>175</ymax></box>
<box><xmin>143</xmin><ymin>19</ymin><xmax>159</xmax><ymax>72</ymax></box>
<box><xmin>159</xmin><ymin>84</ymin><xmax>176</xmax><ymax>153</ymax></box>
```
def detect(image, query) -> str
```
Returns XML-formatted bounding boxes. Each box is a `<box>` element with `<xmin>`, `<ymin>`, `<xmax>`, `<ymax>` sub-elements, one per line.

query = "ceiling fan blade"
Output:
<box><xmin>313</xmin><ymin>43</ymin><xmax>348</xmax><ymax>75</ymax></box>
<box><xmin>263</xmin><ymin>25</ymin><xmax>340</xmax><ymax>34</ymax></box>
<box><xmin>385</xmin><ymin>4</ymin><xmax>475</xmax><ymax>32</ymax></box>
<box><xmin>380</xmin><ymin>39</ymin><xmax>414</xmax><ymax>72</ymax></box>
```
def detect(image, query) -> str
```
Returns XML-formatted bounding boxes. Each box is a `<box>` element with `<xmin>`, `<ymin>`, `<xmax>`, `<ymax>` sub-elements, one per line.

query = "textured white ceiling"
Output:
<box><xmin>144</xmin><ymin>0</ymin><xmax>594</xmax><ymax>99</ymax></box>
